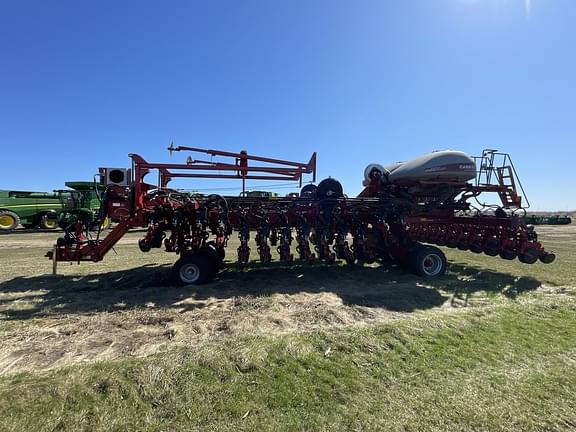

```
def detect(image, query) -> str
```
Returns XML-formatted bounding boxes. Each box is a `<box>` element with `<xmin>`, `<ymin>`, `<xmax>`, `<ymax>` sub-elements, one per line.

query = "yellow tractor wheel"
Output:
<box><xmin>100</xmin><ymin>217</ymin><xmax>111</xmax><ymax>230</ymax></box>
<box><xmin>40</xmin><ymin>214</ymin><xmax>59</xmax><ymax>230</ymax></box>
<box><xmin>0</xmin><ymin>211</ymin><xmax>20</xmax><ymax>232</ymax></box>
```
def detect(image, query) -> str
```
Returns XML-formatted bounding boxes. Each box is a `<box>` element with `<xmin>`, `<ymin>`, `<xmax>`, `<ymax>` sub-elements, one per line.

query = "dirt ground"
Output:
<box><xmin>0</xmin><ymin>225</ymin><xmax>574</xmax><ymax>375</ymax></box>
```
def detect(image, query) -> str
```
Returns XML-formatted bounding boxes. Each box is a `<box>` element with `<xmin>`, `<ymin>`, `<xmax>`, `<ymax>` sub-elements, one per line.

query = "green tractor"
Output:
<box><xmin>0</xmin><ymin>182</ymin><xmax>107</xmax><ymax>233</ymax></box>
<box><xmin>521</xmin><ymin>214</ymin><xmax>572</xmax><ymax>225</ymax></box>
<box><xmin>55</xmin><ymin>182</ymin><xmax>109</xmax><ymax>231</ymax></box>
<box><xmin>0</xmin><ymin>190</ymin><xmax>62</xmax><ymax>232</ymax></box>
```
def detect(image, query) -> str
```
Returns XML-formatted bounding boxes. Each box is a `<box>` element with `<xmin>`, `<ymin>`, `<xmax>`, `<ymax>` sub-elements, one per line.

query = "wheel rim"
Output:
<box><xmin>44</xmin><ymin>219</ymin><xmax>57</xmax><ymax>229</ymax></box>
<box><xmin>179</xmin><ymin>262</ymin><xmax>200</xmax><ymax>284</ymax></box>
<box><xmin>422</xmin><ymin>253</ymin><xmax>443</xmax><ymax>276</ymax></box>
<box><xmin>0</xmin><ymin>215</ymin><xmax>15</xmax><ymax>229</ymax></box>
<box><xmin>100</xmin><ymin>217</ymin><xmax>110</xmax><ymax>230</ymax></box>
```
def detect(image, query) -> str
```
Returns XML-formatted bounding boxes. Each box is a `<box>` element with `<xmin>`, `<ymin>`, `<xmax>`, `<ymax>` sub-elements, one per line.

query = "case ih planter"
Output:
<box><xmin>46</xmin><ymin>146</ymin><xmax>555</xmax><ymax>284</ymax></box>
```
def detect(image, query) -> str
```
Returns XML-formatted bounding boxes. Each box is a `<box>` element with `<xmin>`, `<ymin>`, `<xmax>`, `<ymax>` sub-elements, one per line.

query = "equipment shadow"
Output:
<box><xmin>0</xmin><ymin>260</ymin><xmax>542</xmax><ymax>321</ymax></box>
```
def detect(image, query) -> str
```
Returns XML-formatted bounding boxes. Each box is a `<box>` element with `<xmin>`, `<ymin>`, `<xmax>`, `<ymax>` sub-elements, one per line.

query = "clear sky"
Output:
<box><xmin>1</xmin><ymin>0</ymin><xmax>575</xmax><ymax>210</ymax></box>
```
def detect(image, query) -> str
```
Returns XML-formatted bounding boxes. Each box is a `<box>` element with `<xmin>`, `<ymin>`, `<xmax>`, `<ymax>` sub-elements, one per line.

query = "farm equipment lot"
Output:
<box><xmin>0</xmin><ymin>226</ymin><xmax>575</xmax><ymax>431</ymax></box>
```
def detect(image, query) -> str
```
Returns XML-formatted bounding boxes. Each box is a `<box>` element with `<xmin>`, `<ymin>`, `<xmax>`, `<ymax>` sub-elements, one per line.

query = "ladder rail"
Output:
<box><xmin>474</xmin><ymin>149</ymin><xmax>530</xmax><ymax>209</ymax></box>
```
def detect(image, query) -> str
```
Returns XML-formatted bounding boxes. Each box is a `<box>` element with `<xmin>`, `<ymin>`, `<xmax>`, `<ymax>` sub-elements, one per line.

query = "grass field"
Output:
<box><xmin>0</xmin><ymin>225</ymin><xmax>575</xmax><ymax>431</ymax></box>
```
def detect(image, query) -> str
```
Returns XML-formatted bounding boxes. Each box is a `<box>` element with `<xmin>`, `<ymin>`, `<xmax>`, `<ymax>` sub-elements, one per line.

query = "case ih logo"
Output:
<box><xmin>425</xmin><ymin>163</ymin><xmax>476</xmax><ymax>173</ymax></box>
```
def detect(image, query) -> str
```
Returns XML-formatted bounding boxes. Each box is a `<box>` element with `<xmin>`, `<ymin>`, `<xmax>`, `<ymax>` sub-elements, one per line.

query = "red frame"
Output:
<box><xmin>129</xmin><ymin>147</ymin><xmax>316</xmax><ymax>210</ymax></box>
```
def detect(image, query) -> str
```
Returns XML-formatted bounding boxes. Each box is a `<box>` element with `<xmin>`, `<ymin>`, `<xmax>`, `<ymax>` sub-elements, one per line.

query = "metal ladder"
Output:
<box><xmin>475</xmin><ymin>149</ymin><xmax>529</xmax><ymax>209</ymax></box>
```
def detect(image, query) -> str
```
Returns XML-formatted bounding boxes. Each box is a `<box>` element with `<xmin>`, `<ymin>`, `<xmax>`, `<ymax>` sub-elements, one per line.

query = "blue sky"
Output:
<box><xmin>1</xmin><ymin>0</ymin><xmax>575</xmax><ymax>210</ymax></box>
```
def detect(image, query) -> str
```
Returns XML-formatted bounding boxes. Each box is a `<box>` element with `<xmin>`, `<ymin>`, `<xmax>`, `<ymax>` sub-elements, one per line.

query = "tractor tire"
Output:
<box><xmin>89</xmin><ymin>217</ymin><xmax>111</xmax><ymax>232</ymax></box>
<box><xmin>100</xmin><ymin>217</ymin><xmax>111</xmax><ymax>230</ymax></box>
<box><xmin>172</xmin><ymin>254</ymin><xmax>212</xmax><ymax>285</ymax></box>
<box><xmin>0</xmin><ymin>210</ymin><xmax>20</xmax><ymax>232</ymax></box>
<box><xmin>39</xmin><ymin>214</ymin><xmax>58</xmax><ymax>230</ymax></box>
<box><xmin>410</xmin><ymin>245</ymin><xmax>447</xmax><ymax>278</ymax></box>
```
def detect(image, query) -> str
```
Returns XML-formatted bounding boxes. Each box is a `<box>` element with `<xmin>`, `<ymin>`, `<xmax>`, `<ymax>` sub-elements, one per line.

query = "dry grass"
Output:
<box><xmin>0</xmin><ymin>225</ymin><xmax>575</xmax><ymax>431</ymax></box>
<box><xmin>0</xmin><ymin>226</ymin><xmax>574</xmax><ymax>375</ymax></box>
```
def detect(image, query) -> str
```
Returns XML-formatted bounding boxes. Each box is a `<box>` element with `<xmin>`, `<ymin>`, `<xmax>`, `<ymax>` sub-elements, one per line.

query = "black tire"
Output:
<box><xmin>483</xmin><ymin>238</ymin><xmax>500</xmax><ymax>256</ymax></box>
<box><xmin>172</xmin><ymin>254</ymin><xmax>212</xmax><ymax>285</ymax></box>
<box><xmin>200</xmin><ymin>244</ymin><xmax>221</xmax><ymax>277</ymax></box>
<box><xmin>483</xmin><ymin>248</ymin><xmax>499</xmax><ymax>257</ymax></box>
<box><xmin>539</xmin><ymin>253</ymin><xmax>555</xmax><ymax>264</ymax></box>
<box><xmin>316</xmin><ymin>178</ymin><xmax>344</xmax><ymax>199</ymax></box>
<box><xmin>0</xmin><ymin>210</ymin><xmax>20</xmax><ymax>232</ymax></box>
<box><xmin>39</xmin><ymin>213</ymin><xmax>59</xmax><ymax>230</ymax></box>
<box><xmin>410</xmin><ymin>245</ymin><xmax>447</xmax><ymax>278</ymax></box>
<box><xmin>206</xmin><ymin>241</ymin><xmax>225</xmax><ymax>263</ymax></box>
<box><xmin>300</xmin><ymin>184</ymin><xmax>317</xmax><ymax>198</ymax></box>
<box><xmin>469</xmin><ymin>241</ymin><xmax>483</xmax><ymax>254</ymax></box>
<box><xmin>138</xmin><ymin>239</ymin><xmax>152</xmax><ymax>252</ymax></box>
<box><xmin>518</xmin><ymin>248</ymin><xmax>539</xmax><ymax>264</ymax></box>
<box><xmin>499</xmin><ymin>250</ymin><xmax>517</xmax><ymax>260</ymax></box>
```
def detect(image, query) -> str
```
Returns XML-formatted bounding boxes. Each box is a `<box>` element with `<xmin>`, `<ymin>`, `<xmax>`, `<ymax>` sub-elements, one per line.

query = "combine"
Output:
<box><xmin>0</xmin><ymin>182</ymin><xmax>104</xmax><ymax>233</ymax></box>
<box><xmin>47</xmin><ymin>147</ymin><xmax>555</xmax><ymax>284</ymax></box>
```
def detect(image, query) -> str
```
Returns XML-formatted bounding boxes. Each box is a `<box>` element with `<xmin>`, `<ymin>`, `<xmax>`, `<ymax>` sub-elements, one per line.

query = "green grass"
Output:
<box><xmin>443</xmin><ymin>232</ymin><xmax>575</xmax><ymax>287</ymax></box>
<box><xmin>1</xmin><ymin>295</ymin><xmax>575</xmax><ymax>431</ymax></box>
<box><xmin>1</xmin><ymin>227</ymin><xmax>575</xmax><ymax>431</ymax></box>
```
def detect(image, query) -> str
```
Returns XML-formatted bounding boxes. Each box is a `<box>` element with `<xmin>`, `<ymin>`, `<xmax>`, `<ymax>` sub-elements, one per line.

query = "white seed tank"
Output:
<box><xmin>363</xmin><ymin>150</ymin><xmax>477</xmax><ymax>186</ymax></box>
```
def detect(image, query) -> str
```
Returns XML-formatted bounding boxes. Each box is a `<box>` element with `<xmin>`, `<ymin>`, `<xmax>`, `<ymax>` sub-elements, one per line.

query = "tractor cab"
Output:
<box><xmin>55</xmin><ymin>182</ymin><xmax>108</xmax><ymax>231</ymax></box>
